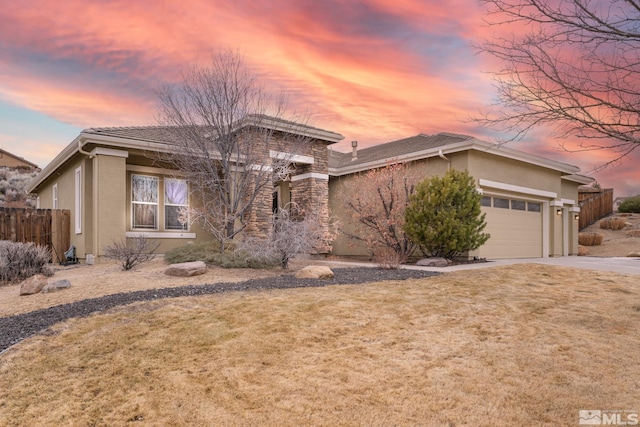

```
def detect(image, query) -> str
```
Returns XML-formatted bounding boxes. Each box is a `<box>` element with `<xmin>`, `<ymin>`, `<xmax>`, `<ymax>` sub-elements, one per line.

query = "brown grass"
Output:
<box><xmin>599</xmin><ymin>217</ymin><xmax>628</xmax><ymax>230</ymax></box>
<box><xmin>578</xmin><ymin>232</ymin><xmax>604</xmax><ymax>246</ymax></box>
<box><xmin>1</xmin><ymin>264</ymin><xmax>640</xmax><ymax>426</ymax></box>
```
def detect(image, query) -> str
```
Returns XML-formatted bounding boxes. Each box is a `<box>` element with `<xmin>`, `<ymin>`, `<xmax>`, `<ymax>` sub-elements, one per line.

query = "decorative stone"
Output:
<box><xmin>578</xmin><ymin>246</ymin><xmax>589</xmax><ymax>256</ymax></box>
<box><xmin>295</xmin><ymin>265</ymin><xmax>334</xmax><ymax>279</ymax></box>
<box><xmin>42</xmin><ymin>279</ymin><xmax>72</xmax><ymax>293</ymax></box>
<box><xmin>19</xmin><ymin>274</ymin><xmax>48</xmax><ymax>296</ymax></box>
<box><xmin>416</xmin><ymin>257</ymin><xmax>449</xmax><ymax>267</ymax></box>
<box><xmin>164</xmin><ymin>261</ymin><xmax>207</xmax><ymax>277</ymax></box>
<box><xmin>626</xmin><ymin>252</ymin><xmax>640</xmax><ymax>257</ymax></box>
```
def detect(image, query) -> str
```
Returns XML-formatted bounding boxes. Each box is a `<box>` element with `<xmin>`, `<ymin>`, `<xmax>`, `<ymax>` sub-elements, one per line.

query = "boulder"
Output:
<box><xmin>578</xmin><ymin>245</ymin><xmax>589</xmax><ymax>256</ymax></box>
<box><xmin>295</xmin><ymin>265</ymin><xmax>334</xmax><ymax>279</ymax></box>
<box><xmin>164</xmin><ymin>261</ymin><xmax>207</xmax><ymax>277</ymax></box>
<box><xmin>416</xmin><ymin>257</ymin><xmax>449</xmax><ymax>267</ymax></box>
<box><xmin>42</xmin><ymin>279</ymin><xmax>72</xmax><ymax>293</ymax></box>
<box><xmin>626</xmin><ymin>252</ymin><xmax>640</xmax><ymax>258</ymax></box>
<box><xmin>19</xmin><ymin>275</ymin><xmax>48</xmax><ymax>296</ymax></box>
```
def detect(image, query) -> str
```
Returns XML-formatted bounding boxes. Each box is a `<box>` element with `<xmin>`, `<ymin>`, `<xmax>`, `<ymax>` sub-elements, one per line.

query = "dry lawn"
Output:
<box><xmin>0</xmin><ymin>257</ymin><xmax>288</xmax><ymax>317</ymax></box>
<box><xmin>1</xmin><ymin>264</ymin><xmax>640</xmax><ymax>426</ymax></box>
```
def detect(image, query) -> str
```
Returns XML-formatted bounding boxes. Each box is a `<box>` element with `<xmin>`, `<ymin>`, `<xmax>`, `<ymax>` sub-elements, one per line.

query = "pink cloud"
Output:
<box><xmin>0</xmin><ymin>0</ymin><xmax>637</xmax><ymax>195</ymax></box>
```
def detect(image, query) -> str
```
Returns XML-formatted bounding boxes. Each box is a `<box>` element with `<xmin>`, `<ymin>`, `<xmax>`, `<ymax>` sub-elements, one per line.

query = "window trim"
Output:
<box><xmin>74</xmin><ymin>167</ymin><xmax>82</xmax><ymax>234</ymax></box>
<box><xmin>164</xmin><ymin>178</ymin><xmax>189</xmax><ymax>231</ymax></box>
<box><xmin>131</xmin><ymin>174</ymin><xmax>159</xmax><ymax>230</ymax></box>
<box><xmin>52</xmin><ymin>183</ymin><xmax>58</xmax><ymax>209</ymax></box>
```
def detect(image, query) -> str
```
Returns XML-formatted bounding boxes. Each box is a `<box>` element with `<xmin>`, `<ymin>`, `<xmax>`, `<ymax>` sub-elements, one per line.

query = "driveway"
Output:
<box><xmin>323</xmin><ymin>256</ymin><xmax>640</xmax><ymax>275</ymax></box>
<box><xmin>410</xmin><ymin>256</ymin><xmax>640</xmax><ymax>275</ymax></box>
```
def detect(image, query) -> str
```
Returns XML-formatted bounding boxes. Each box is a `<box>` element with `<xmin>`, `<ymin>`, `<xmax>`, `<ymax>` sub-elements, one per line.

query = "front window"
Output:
<box><xmin>165</xmin><ymin>178</ymin><xmax>188</xmax><ymax>230</ymax></box>
<box><xmin>132</xmin><ymin>175</ymin><xmax>158</xmax><ymax>229</ymax></box>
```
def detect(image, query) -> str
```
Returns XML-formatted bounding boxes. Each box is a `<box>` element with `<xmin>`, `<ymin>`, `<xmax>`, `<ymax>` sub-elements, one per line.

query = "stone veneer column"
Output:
<box><xmin>243</xmin><ymin>172</ymin><xmax>274</xmax><ymax>239</ymax></box>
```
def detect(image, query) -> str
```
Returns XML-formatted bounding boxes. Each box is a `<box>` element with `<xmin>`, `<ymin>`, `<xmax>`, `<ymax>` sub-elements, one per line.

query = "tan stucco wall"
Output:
<box><xmin>34</xmin><ymin>154</ymin><xmax>90</xmax><ymax>258</ymax></box>
<box><xmin>468</xmin><ymin>151</ymin><xmax>562</xmax><ymax>194</ymax></box>
<box><xmin>93</xmin><ymin>153</ymin><xmax>127</xmax><ymax>257</ymax></box>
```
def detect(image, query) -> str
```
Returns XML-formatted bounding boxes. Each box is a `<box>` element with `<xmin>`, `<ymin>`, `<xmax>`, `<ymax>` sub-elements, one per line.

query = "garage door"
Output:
<box><xmin>479</xmin><ymin>196</ymin><xmax>543</xmax><ymax>259</ymax></box>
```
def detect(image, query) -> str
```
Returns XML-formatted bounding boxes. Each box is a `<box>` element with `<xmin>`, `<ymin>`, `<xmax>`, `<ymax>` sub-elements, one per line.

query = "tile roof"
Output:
<box><xmin>329</xmin><ymin>133</ymin><xmax>474</xmax><ymax>169</ymax></box>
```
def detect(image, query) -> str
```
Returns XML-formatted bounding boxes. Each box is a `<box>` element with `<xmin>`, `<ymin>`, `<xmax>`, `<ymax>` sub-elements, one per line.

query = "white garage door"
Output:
<box><xmin>479</xmin><ymin>196</ymin><xmax>543</xmax><ymax>259</ymax></box>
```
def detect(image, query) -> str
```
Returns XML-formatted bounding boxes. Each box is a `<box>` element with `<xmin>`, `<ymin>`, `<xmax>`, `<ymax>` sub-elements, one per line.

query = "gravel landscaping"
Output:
<box><xmin>0</xmin><ymin>267</ymin><xmax>439</xmax><ymax>354</ymax></box>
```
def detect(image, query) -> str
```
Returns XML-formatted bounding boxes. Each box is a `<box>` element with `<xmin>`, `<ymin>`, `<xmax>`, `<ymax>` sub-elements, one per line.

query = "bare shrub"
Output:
<box><xmin>103</xmin><ymin>235</ymin><xmax>161</xmax><ymax>271</ymax></box>
<box><xmin>237</xmin><ymin>204</ymin><xmax>335</xmax><ymax>269</ymax></box>
<box><xmin>599</xmin><ymin>217</ymin><xmax>627</xmax><ymax>230</ymax></box>
<box><xmin>0</xmin><ymin>241</ymin><xmax>52</xmax><ymax>284</ymax></box>
<box><xmin>578</xmin><ymin>232</ymin><xmax>604</xmax><ymax>246</ymax></box>
<box><xmin>373</xmin><ymin>247</ymin><xmax>404</xmax><ymax>270</ymax></box>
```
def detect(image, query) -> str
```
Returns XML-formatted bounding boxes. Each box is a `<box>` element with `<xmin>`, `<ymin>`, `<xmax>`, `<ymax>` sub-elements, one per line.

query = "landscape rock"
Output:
<box><xmin>19</xmin><ymin>275</ymin><xmax>48</xmax><ymax>296</ymax></box>
<box><xmin>416</xmin><ymin>257</ymin><xmax>449</xmax><ymax>267</ymax></box>
<box><xmin>42</xmin><ymin>279</ymin><xmax>72</xmax><ymax>293</ymax></box>
<box><xmin>164</xmin><ymin>261</ymin><xmax>207</xmax><ymax>277</ymax></box>
<box><xmin>295</xmin><ymin>266</ymin><xmax>334</xmax><ymax>279</ymax></box>
<box><xmin>578</xmin><ymin>245</ymin><xmax>589</xmax><ymax>256</ymax></box>
<box><xmin>626</xmin><ymin>252</ymin><xmax>640</xmax><ymax>257</ymax></box>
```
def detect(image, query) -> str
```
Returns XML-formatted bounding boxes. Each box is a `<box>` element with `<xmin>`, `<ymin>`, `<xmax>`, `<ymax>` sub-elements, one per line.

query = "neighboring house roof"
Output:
<box><xmin>328</xmin><ymin>132</ymin><xmax>587</xmax><ymax>178</ymax></box>
<box><xmin>0</xmin><ymin>148</ymin><xmax>39</xmax><ymax>169</ymax></box>
<box><xmin>27</xmin><ymin>115</ymin><xmax>344</xmax><ymax>193</ymax></box>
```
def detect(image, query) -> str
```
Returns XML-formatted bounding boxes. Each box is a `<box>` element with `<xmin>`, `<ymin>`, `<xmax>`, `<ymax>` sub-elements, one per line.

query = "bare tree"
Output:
<box><xmin>477</xmin><ymin>0</ymin><xmax>640</xmax><ymax>165</ymax></box>
<box><xmin>339</xmin><ymin>162</ymin><xmax>420</xmax><ymax>267</ymax></box>
<box><xmin>157</xmin><ymin>50</ymin><xmax>311</xmax><ymax>250</ymax></box>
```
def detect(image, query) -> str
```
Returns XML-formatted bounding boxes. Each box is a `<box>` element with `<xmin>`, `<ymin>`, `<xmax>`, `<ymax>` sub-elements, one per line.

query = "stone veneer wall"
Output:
<box><xmin>242</xmin><ymin>132</ymin><xmax>332</xmax><ymax>250</ymax></box>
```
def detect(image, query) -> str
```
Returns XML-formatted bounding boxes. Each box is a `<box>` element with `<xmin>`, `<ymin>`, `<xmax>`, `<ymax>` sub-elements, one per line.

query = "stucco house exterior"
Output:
<box><xmin>26</xmin><ymin>116</ymin><xmax>344</xmax><ymax>261</ymax></box>
<box><xmin>328</xmin><ymin>133</ymin><xmax>593</xmax><ymax>259</ymax></box>
<box><xmin>27</xmin><ymin>117</ymin><xmax>592</xmax><ymax>262</ymax></box>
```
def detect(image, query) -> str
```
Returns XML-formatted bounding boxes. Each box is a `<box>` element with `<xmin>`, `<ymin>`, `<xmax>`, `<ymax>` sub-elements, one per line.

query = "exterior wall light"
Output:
<box><xmin>574</xmin><ymin>214</ymin><xmax>579</xmax><ymax>220</ymax></box>
<box><xmin>556</xmin><ymin>209</ymin><xmax>563</xmax><ymax>215</ymax></box>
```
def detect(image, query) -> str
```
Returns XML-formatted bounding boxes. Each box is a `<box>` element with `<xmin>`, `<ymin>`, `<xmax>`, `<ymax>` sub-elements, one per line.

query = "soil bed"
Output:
<box><xmin>0</xmin><ymin>267</ymin><xmax>438</xmax><ymax>353</ymax></box>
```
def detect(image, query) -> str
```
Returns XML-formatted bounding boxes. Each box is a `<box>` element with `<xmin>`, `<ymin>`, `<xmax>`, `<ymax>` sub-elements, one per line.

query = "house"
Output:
<box><xmin>328</xmin><ymin>133</ymin><xmax>592</xmax><ymax>259</ymax></box>
<box><xmin>0</xmin><ymin>148</ymin><xmax>39</xmax><ymax>169</ymax></box>
<box><xmin>26</xmin><ymin>116</ymin><xmax>344</xmax><ymax>261</ymax></box>
<box><xmin>27</xmin><ymin>118</ymin><xmax>593</xmax><ymax>262</ymax></box>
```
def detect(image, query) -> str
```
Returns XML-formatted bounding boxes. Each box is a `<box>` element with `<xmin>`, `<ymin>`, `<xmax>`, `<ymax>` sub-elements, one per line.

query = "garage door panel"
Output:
<box><xmin>480</xmin><ymin>205</ymin><xmax>542</xmax><ymax>258</ymax></box>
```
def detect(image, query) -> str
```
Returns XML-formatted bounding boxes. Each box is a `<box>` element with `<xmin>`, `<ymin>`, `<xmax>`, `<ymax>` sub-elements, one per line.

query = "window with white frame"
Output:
<box><xmin>52</xmin><ymin>184</ymin><xmax>58</xmax><ymax>209</ymax></box>
<box><xmin>164</xmin><ymin>178</ymin><xmax>188</xmax><ymax>230</ymax></box>
<box><xmin>75</xmin><ymin>167</ymin><xmax>82</xmax><ymax>234</ymax></box>
<box><xmin>131</xmin><ymin>175</ymin><xmax>158</xmax><ymax>229</ymax></box>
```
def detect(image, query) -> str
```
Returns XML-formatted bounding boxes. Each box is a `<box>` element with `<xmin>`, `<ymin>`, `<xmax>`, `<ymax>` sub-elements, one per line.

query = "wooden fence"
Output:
<box><xmin>578</xmin><ymin>188</ymin><xmax>613</xmax><ymax>230</ymax></box>
<box><xmin>0</xmin><ymin>208</ymin><xmax>70</xmax><ymax>263</ymax></box>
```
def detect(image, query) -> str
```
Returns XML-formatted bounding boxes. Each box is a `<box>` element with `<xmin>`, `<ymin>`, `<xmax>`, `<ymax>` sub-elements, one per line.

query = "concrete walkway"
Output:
<box><xmin>323</xmin><ymin>256</ymin><xmax>640</xmax><ymax>276</ymax></box>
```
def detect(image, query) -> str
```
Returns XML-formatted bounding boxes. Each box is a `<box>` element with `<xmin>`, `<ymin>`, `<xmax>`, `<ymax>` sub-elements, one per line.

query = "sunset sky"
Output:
<box><xmin>1</xmin><ymin>0</ymin><xmax>638</xmax><ymax>195</ymax></box>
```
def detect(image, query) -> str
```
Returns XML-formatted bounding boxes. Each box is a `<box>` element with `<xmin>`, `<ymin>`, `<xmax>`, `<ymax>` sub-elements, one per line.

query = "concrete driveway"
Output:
<box><xmin>409</xmin><ymin>256</ymin><xmax>640</xmax><ymax>275</ymax></box>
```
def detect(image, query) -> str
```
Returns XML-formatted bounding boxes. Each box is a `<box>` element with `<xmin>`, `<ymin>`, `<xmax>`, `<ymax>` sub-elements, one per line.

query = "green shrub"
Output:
<box><xmin>404</xmin><ymin>169</ymin><xmax>490</xmax><ymax>260</ymax></box>
<box><xmin>599</xmin><ymin>217</ymin><xmax>627</xmax><ymax>230</ymax></box>
<box><xmin>578</xmin><ymin>232</ymin><xmax>604</xmax><ymax>246</ymax></box>
<box><xmin>618</xmin><ymin>196</ymin><xmax>640</xmax><ymax>213</ymax></box>
<box><xmin>0</xmin><ymin>241</ymin><xmax>52</xmax><ymax>284</ymax></box>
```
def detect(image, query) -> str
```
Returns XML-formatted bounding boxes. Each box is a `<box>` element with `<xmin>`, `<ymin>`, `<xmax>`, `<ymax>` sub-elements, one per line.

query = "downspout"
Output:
<box><xmin>438</xmin><ymin>149</ymin><xmax>450</xmax><ymax>170</ymax></box>
<box><xmin>78</xmin><ymin>139</ymin><xmax>93</xmax><ymax>158</ymax></box>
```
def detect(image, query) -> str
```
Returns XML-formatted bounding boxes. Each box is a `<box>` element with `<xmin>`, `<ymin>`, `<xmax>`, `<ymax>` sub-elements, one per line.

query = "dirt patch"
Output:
<box><xmin>580</xmin><ymin>213</ymin><xmax>640</xmax><ymax>256</ymax></box>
